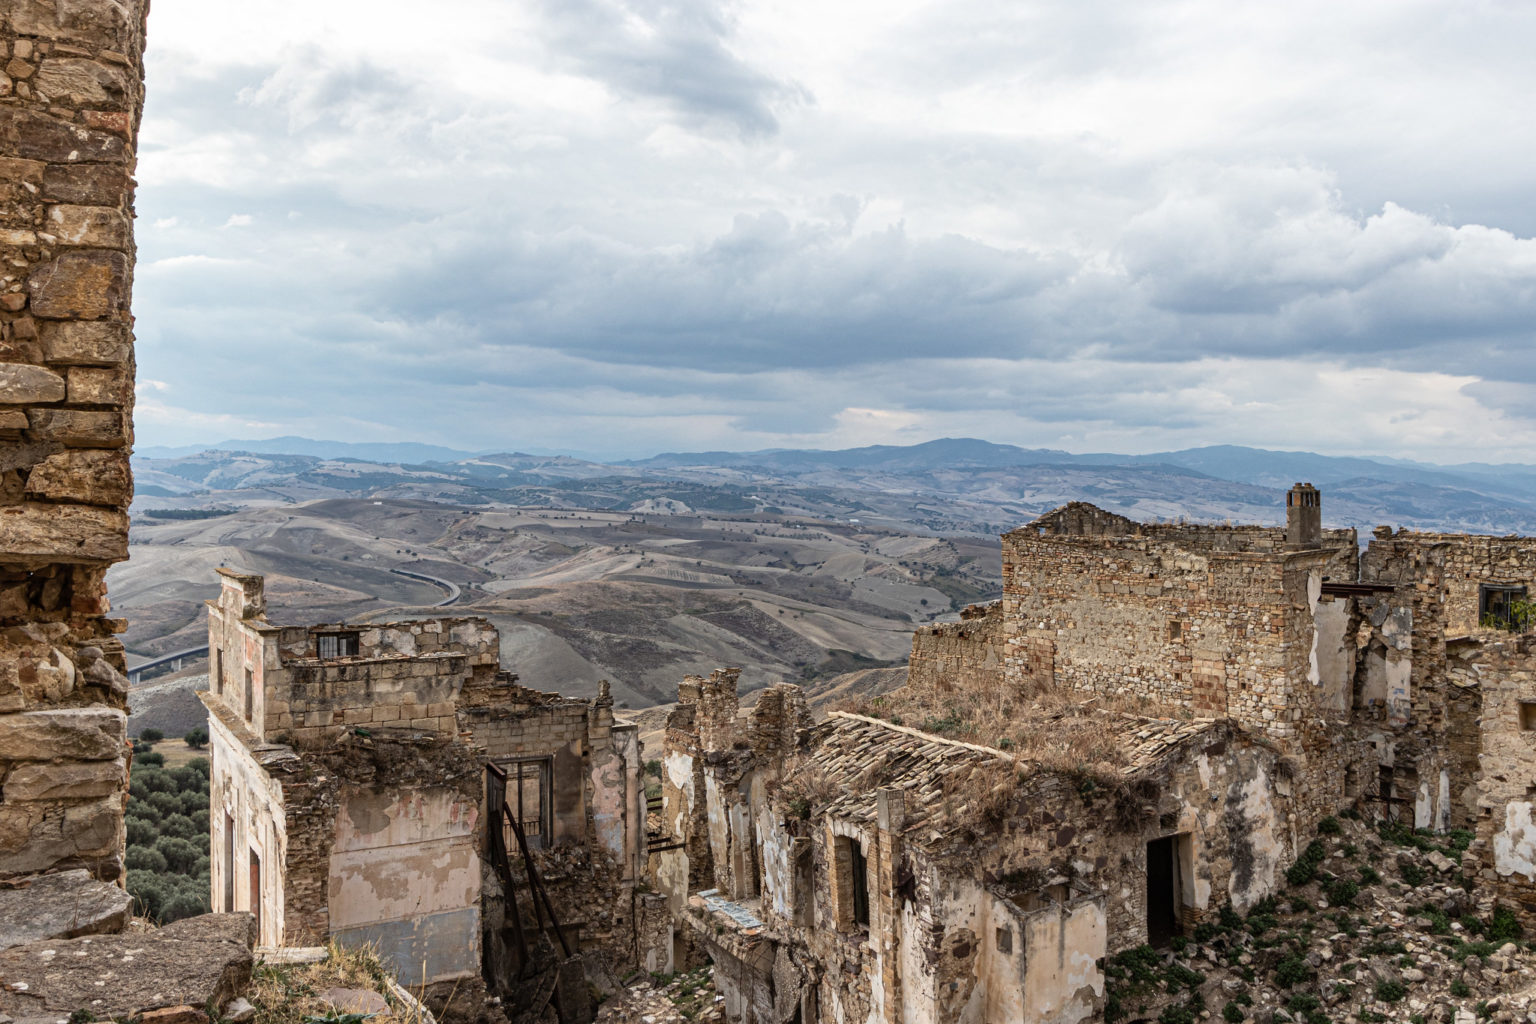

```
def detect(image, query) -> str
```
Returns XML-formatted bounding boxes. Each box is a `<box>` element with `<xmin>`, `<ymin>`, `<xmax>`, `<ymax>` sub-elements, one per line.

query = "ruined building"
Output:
<box><xmin>0</xmin><ymin>0</ymin><xmax>149</xmax><ymax>925</ymax></box>
<box><xmin>201</xmin><ymin>569</ymin><xmax>665</xmax><ymax>1015</ymax></box>
<box><xmin>651</xmin><ymin>486</ymin><xmax>1536</xmax><ymax>1024</ymax></box>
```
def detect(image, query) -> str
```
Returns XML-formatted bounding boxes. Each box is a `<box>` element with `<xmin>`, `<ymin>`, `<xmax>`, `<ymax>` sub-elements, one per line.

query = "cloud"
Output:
<box><xmin>129</xmin><ymin>0</ymin><xmax>1536</xmax><ymax>463</ymax></box>
<box><xmin>533</xmin><ymin>0</ymin><xmax>807</xmax><ymax>138</ymax></box>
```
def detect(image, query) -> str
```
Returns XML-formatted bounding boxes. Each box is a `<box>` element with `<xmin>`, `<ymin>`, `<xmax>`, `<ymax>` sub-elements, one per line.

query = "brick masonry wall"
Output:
<box><xmin>0</xmin><ymin>0</ymin><xmax>148</xmax><ymax>884</ymax></box>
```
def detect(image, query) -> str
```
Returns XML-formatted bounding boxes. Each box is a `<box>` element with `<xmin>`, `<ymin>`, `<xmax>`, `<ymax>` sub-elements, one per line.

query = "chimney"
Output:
<box><xmin>1286</xmin><ymin>482</ymin><xmax>1321</xmax><ymax>549</ymax></box>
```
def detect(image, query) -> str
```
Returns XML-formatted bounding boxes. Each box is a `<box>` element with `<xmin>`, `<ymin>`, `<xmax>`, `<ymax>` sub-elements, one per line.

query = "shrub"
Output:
<box><xmin>125</xmin><ymin>817</ymin><xmax>157</xmax><ymax>847</ymax></box>
<box><xmin>140</xmin><ymin>728</ymin><xmax>164</xmax><ymax>743</ymax></box>
<box><xmin>136</xmin><ymin>751</ymin><xmax>165</xmax><ymax>767</ymax></box>
<box><xmin>1402</xmin><ymin>863</ymin><xmax>1427</xmax><ymax>887</ymax></box>
<box><xmin>1220</xmin><ymin>904</ymin><xmax>1243</xmax><ymax>929</ymax></box>
<box><xmin>1222</xmin><ymin>1003</ymin><xmax>1244</xmax><ymax>1023</ymax></box>
<box><xmin>186</xmin><ymin>757</ymin><xmax>211</xmax><ymax>778</ymax></box>
<box><xmin>184</xmin><ymin>727</ymin><xmax>208</xmax><ymax>749</ymax></box>
<box><xmin>124</xmin><ymin>846</ymin><xmax>168</xmax><ymax>872</ymax></box>
<box><xmin>1358</xmin><ymin>865</ymin><xmax>1382</xmax><ymax>886</ymax></box>
<box><xmin>154</xmin><ymin>835</ymin><xmax>200</xmax><ymax>874</ymax></box>
<box><xmin>1451</xmin><ymin>979</ymin><xmax>1471</xmax><ymax>997</ymax></box>
<box><xmin>160</xmin><ymin>813</ymin><xmax>200</xmax><ymax>842</ymax></box>
<box><xmin>1324</xmin><ymin>878</ymin><xmax>1359</xmax><ymax>907</ymax></box>
<box><xmin>1287</xmin><ymin>840</ymin><xmax>1328</xmax><ymax>887</ymax></box>
<box><xmin>1488</xmin><ymin>905</ymin><xmax>1523</xmax><ymax>943</ymax></box>
<box><xmin>1375</xmin><ymin>979</ymin><xmax>1407</xmax><ymax>1003</ymax></box>
<box><xmin>1317</xmin><ymin>816</ymin><xmax>1341</xmax><ymax>835</ymax></box>
<box><xmin>1274</xmin><ymin>953</ymin><xmax>1313</xmax><ymax>988</ymax></box>
<box><xmin>161</xmin><ymin>889</ymin><xmax>209</xmax><ymax>924</ymax></box>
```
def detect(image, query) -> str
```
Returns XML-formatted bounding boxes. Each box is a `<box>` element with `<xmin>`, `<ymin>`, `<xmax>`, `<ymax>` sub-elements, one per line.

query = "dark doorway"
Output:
<box><xmin>849</xmin><ymin>841</ymin><xmax>869</xmax><ymax>928</ymax></box>
<box><xmin>1147</xmin><ymin>835</ymin><xmax>1178</xmax><ymax>947</ymax></box>
<box><xmin>249</xmin><ymin>849</ymin><xmax>261</xmax><ymax>938</ymax></box>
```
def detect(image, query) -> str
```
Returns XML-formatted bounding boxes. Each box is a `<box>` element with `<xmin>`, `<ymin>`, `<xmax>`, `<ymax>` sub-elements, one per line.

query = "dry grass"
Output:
<box><xmin>249</xmin><ymin>943</ymin><xmax>428</xmax><ymax>1024</ymax></box>
<box><xmin>833</xmin><ymin>672</ymin><xmax>1184</xmax><ymax>781</ymax></box>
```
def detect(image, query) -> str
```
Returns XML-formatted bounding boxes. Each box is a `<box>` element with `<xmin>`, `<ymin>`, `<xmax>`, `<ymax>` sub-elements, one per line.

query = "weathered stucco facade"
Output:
<box><xmin>652</xmin><ymin>486</ymin><xmax>1536</xmax><ymax>1023</ymax></box>
<box><xmin>0</xmin><ymin>0</ymin><xmax>147</xmax><ymax>891</ymax></box>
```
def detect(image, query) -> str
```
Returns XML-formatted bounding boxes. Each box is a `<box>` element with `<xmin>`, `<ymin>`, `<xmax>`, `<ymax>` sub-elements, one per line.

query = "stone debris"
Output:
<box><xmin>0</xmin><ymin>868</ymin><xmax>133</xmax><ymax>952</ymax></box>
<box><xmin>593</xmin><ymin>968</ymin><xmax>724</xmax><ymax>1024</ymax></box>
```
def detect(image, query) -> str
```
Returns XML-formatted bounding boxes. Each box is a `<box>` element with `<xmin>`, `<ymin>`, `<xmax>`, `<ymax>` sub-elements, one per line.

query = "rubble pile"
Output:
<box><xmin>1107</xmin><ymin>815</ymin><xmax>1536</xmax><ymax>1024</ymax></box>
<box><xmin>593</xmin><ymin>967</ymin><xmax>724</xmax><ymax>1024</ymax></box>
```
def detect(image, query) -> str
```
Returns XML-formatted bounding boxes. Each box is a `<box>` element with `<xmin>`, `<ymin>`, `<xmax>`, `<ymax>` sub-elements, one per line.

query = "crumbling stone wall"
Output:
<box><xmin>207</xmin><ymin>570</ymin><xmax>501</xmax><ymax>748</ymax></box>
<box><xmin>1364</xmin><ymin>528</ymin><xmax>1536</xmax><ymax>635</ymax></box>
<box><xmin>907</xmin><ymin>601</ymin><xmax>1005</xmax><ymax>694</ymax></box>
<box><xmin>1454</xmin><ymin>635</ymin><xmax>1536</xmax><ymax>919</ymax></box>
<box><xmin>1002</xmin><ymin>515</ymin><xmax>1342</xmax><ymax>744</ymax></box>
<box><xmin>0</xmin><ymin>0</ymin><xmax>148</xmax><ymax>885</ymax></box>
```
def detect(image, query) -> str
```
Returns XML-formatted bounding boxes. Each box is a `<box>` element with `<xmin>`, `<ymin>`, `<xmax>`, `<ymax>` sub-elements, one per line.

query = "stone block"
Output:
<box><xmin>24</xmin><ymin>447</ymin><xmax>130</xmax><ymax>505</ymax></box>
<box><xmin>28</xmin><ymin>251</ymin><xmax>130</xmax><ymax>319</ymax></box>
<box><xmin>0</xmin><ymin>706</ymin><xmax>125</xmax><ymax>760</ymax></box>
<box><xmin>0</xmin><ymin>362</ymin><xmax>66</xmax><ymax>402</ymax></box>
<box><xmin>47</xmin><ymin>204</ymin><xmax>129</xmax><ymax>248</ymax></box>
<box><xmin>0</xmin><ymin>868</ymin><xmax>133</xmax><ymax>952</ymax></box>
<box><xmin>4</xmin><ymin>758</ymin><xmax>125</xmax><ymax>800</ymax></box>
<box><xmin>0</xmin><ymin>794</ymin><xmax>120</xmax><ymax>873</ymax></box>
<box><xmin>41</xmin><ymin>162</ymin><xmax>128</xmax><ymax>205</ymax></box>
<box><xmin>32</xmin><ymin>58</ymin><xmax>132</xmax><ymax>108</ymax></box>
<box><xmin>0</xmin><ymin>912</ymin><xmax>256</xmax><ymax>1020</ymax></box>
<box><xmin>0</xmin><ymin>109</ymin><xmax>128</xmax><ymax>165</ymax></box>
<box><xmin>0</xmin><ymin>502</ymin><xmax>127</xmax><ymax>562</ymax></box>
<box><xmin>26</xmin><ymin>407</ymin><xmax>127</xmax><ymax>446</ymax></box>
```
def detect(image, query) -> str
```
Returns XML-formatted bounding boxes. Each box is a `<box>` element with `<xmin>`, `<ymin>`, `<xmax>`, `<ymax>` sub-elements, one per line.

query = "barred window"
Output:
<box><xmin>316</xmin><ymin>632</ymin><xmax>360</xmax><ymax>658</ymax></box>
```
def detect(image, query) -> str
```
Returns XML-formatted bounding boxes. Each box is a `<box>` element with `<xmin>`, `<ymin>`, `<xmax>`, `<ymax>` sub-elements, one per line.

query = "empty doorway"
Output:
<box><xmin>1146</xmin><ymin>834</ymin><xmax>1183</xmax><ymax>947</ymax></box>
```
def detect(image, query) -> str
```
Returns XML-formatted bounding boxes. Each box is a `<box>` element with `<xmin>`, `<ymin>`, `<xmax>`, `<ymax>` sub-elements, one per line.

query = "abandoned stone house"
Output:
<box><xmin>200</xmin><ymin>567</ymin><xmax>661</xmax><ymax>1008</ymax></box>
<box><xmin>647</xmin><ymin>486</ymin><xmax>1536</xmax><ymax>1024</ymax></box>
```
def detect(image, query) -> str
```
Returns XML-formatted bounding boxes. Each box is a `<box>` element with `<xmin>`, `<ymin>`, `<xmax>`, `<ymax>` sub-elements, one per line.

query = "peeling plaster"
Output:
<box><xmin>1494</xmin><ymin>801</ymin><xmax>1536</xmax><ymax>881</ymax></box>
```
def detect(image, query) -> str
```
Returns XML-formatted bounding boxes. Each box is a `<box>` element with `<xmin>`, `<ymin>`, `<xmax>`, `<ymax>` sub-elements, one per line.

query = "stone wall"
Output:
<box><xmin>907</xmin><ymin>602</ymin><xmax>1005</xmax><ymax>694</ymax></box>
<box><xmin>0</xmin><ymin>0</ymin><xmax>148</xmax><ymax>885</ymax></box>
<box><xmin>1001</xmin><ymin>516</ymin><xmax>1340</xmax><ymax>744</ymax></box>
<box><xmin>1364</xmin><ymin>528</ymin><xmax>1536</xmax><ymax>636</ymax></box>
<box><xmin>1454</xmin><ymin>635</ymin><xmax>1536</xmax><ymax>919</ymax></box>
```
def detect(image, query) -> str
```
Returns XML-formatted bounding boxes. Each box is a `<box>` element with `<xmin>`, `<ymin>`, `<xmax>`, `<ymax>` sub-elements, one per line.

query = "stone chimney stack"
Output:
<box><xmin>1286</xmin><ymin>482</ymin><xmax>1322</xmax><ymax>550</ymax></box>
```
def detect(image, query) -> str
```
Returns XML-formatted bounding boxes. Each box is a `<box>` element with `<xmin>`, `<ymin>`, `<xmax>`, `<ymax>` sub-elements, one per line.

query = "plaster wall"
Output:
<box><xmin>205</xmin><ymin>699</ymin><xmax>287</xmax><ymax>946</ymax></box>
<box><xmin>327</xmin><ymin>785</ymin><xmax>482</xmax><ymax>986</ymax></box>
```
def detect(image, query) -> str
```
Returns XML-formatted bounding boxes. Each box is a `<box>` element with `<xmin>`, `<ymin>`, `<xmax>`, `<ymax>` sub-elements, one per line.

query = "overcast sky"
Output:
<box><xmin>133</xmin><ymin>0</ymin><xmax>1536</xmax><ymax>462</ymax></box>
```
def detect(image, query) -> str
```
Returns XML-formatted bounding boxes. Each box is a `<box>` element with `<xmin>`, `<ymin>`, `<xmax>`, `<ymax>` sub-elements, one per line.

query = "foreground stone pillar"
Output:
<box><xmin>0</xmin><ymin>0</ymin><xmax>148</xmax><ymax>884</ymax></box>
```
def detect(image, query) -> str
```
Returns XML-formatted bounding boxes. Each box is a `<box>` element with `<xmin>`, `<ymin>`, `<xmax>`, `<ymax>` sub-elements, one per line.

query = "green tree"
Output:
<box><xmin>139</xmin><ymin>728</ymin><xmax>164</xmax><ymax>744</ymax></box>
<box><xmin>183</xmin><ymin>727</ymin><xmax>209</xmax><ymax>749</ymax></box>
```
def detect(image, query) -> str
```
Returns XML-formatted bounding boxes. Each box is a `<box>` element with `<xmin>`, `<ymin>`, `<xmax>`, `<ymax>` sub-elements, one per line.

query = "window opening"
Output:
<box><xmin>249</xmin><ymin>848</ymin><xmax>262</xmax><ymax>938</ymax></box>
<box><xmin>501</xmin><ymin>758</ymin><xmax>552</xmax><ymax>850</ymax></box>
<box><xmin>849</xmin><ymin>840</ymin><xmax>869</xmax><ymax>927</ymax></box>
<box><xmin>1480</xmin><ymin>584</ymin><xmax>1529</xmax><ymax>631</ymax></box>
<box><xmin>1521</xmin><ymin>703</ymin><xmax>1536</xmax><ymax>732</ymax></box>
<box><xmin>243</xmin><ymin>667</ymin><xmax>253</xmax><ymax>722</ymax></box>
<box><xmin>214</xmin><ymin>648</ymin><xmax>223</xmax><ymax>695</ymax></box>
<box><xmin>317</xmin><ymin>631</ymin><xmax>361</xmax><ymax>659</ymax></box>
<box><xmin>222</xmin><ymin>813</ymin><xmax>235</xmax><ymax>912</ymax></box>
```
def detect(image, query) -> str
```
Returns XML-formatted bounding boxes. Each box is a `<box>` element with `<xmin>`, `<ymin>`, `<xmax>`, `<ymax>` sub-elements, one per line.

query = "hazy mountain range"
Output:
<box><xmin>133</xmin><ymin>437</ymin><xmax>1536</xmax><ymax>536</ymax></box>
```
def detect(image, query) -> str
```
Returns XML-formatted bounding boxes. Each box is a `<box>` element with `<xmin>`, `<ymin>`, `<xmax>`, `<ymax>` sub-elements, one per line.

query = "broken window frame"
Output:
<box><xmin>832</xmin><ymin>834</ymin><xmax>871</xmax><ymax>932</ymax></box>
<box><xmin>1479</xmin><ymin>584</ymin><xmax>1529</xmax><ymax>632</ymax></box>
<box><xmin>497</xmin><ymin>757</ymin><xmax>553</xmax><ymax>851</ymax></box>
<box><xmin>316</xmin><ymin>631</ymin><xmax>361</xmax><ymax>659</ymax></box>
